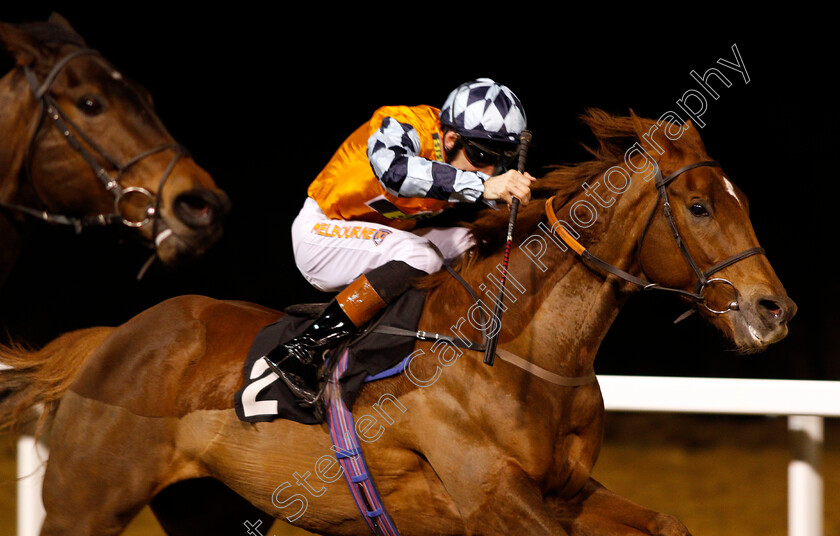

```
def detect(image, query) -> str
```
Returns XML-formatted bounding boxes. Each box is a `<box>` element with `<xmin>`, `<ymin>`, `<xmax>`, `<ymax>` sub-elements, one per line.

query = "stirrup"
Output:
<box><xmin>263</xmin><ymin>356</ymin><xmax>323</xmax><ymax>407</ymax></box>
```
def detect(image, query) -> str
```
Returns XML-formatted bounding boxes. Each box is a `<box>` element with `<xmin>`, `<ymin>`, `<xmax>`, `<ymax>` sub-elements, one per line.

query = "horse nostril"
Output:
<box><xmin>173</xmin><ymin>189</ymin><xmax>230</xmax><ymax>228</ymax></box>
<box><xmin>759</xmin><ymin>299</ymin><xmax>782</xmax><ymax>317</ymax></box>
<box><xmin>757</xmin><ymin>296</ymin><xmax>796</xmax><ymax>325</ymax></box>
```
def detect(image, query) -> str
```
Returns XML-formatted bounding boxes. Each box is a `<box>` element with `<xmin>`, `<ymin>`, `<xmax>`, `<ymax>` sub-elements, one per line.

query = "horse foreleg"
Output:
<box><xmin>40</xmin><ymin>392</ymin><xmax>186</xmax><ymax>536</ymax></box>
<box><xmin>442</xmin><ymin>458</ymin><xmax>571</xmax><ymax>535</ymax></box>
<box><xmin>552</xmin><ymin>478</ymin><xmax>691</xmax><ymax>536</ymax></box>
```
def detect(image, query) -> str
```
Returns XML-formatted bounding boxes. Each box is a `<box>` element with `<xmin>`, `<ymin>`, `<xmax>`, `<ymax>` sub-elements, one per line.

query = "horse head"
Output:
<box><xmin>0</xmin><ymin>13</ymin><xmax>230</xmax><ymax>269</ymax></box>
<box><xmin>626</xmin><ymin>111</ymin><xmax>796</xmax><ymax>353</ymax></box>
<box><xmin>427</xmin><ymin>109</ymin><xmax>796</xmax><ymax>360</ymax></box>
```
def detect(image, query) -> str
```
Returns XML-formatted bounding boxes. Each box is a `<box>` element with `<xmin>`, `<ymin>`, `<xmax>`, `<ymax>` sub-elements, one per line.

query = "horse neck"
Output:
<box><xmin>434</xmin><ymin>167</ymin><xmax>659</xmax><ymax>378</ymax></box>
<box><xmin>0</xmin><ymin>68</ymin><xmax>40</xmax><ymax>205</ymax></box>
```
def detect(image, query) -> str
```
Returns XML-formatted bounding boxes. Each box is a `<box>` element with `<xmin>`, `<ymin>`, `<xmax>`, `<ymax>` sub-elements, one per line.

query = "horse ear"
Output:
<box><xmin>630</xmin><ymin>108</ymin><xmax>703</xmax><ymax>164</ymax></box>
<box><xmin>0</xmin><ymin>22</ymin><xmax>39</xmax><ymax>67</ymax></box>
<box><xmin>48</xmin><ymin>13</ymin><xmax>75</xmax><ymax>32</ymax></box>
<box><xmin>680</xmin><ymin>119</ymin><xmax>710</xmax><ymax>155</ymax></box>
<box><xmin>629</xmin><ymin>108</ymin><xmax>669</xmax><ymax>159</ymax></box>
<box><xmin>47</xmin><ymin>13</ymin><xmax>87</xmax><ymax>45</ymax></box>
<box><xmin>628</xmin><ymin>109</ymin><xmax>647</xmax><ymax>140</ymax></box>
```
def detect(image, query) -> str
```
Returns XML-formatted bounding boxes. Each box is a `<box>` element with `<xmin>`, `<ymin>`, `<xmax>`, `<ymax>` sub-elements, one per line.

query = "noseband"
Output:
<box><xmin>545</xmin><ymin>160</ymin><xmax>765</xmax><ymax>315</ymax></box>
<box><xmin>2</xmin><ymin>47</ymin><xmax>185</xmax><ymax>235</ymax></box>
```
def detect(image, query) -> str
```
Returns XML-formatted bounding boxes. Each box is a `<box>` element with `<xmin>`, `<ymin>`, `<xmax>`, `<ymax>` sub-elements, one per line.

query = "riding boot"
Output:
<box><xmin>264</xmin><ymin>260</ymin><xmax>426</xmax><ymax>407</ymax></box>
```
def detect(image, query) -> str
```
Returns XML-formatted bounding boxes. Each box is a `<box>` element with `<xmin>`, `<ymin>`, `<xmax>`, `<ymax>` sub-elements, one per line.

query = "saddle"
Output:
<box><xmin>234</xmin><ymin>287</ymin><xmax>428</xmax><ymax>425</ymax></box>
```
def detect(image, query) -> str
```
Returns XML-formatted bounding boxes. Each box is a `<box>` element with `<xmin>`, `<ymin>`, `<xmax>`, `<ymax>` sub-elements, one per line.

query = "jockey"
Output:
<box><xmin>266</xmin><ymin>78</ymin><xmax>534</xmax><ymax>405</ymax></box>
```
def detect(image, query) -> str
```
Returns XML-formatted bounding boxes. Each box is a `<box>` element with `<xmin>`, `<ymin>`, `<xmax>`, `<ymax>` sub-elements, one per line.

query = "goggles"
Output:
<box><xmin>460</xmin><ymin>136</ymin><xmax>519</xmax><ymax>169</ymax></box>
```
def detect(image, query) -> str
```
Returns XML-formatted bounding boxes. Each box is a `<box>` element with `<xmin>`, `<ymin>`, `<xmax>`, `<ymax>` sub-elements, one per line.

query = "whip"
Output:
<box><xmin>483</xmin><ymin>130</ymin><xmax>532</xmax><ymax>366</ymax></box>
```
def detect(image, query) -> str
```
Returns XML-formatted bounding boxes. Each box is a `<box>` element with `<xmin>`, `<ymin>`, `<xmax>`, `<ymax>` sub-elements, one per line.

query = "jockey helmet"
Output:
<box><xmin>439</xmin><ymin>78</ymin><xmax>527</xmax><ymax>144</ymax></box>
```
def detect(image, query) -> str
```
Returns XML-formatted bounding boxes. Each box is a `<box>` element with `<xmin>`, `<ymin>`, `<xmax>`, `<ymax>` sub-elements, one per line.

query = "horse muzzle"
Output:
<box><xmin>729</xmin><ymin>291</ymin><xmax>797</xmax><ymax>352</ymax></box>
<box><xmin>153</xmin><ymin>187</ymin><xmax>231</xmax><ymax>265</ymax></box>
<box><xmin>172</xmin><ymin>188</ymin><xmax>231</xmax><ymax>230</ymax></box>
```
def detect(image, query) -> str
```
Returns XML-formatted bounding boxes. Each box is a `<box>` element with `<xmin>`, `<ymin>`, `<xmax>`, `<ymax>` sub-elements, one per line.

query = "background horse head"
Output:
<box><xmin>0</xmin><ymin>13</ymin><xmax>230</xmax><ymax>287</ymax></box>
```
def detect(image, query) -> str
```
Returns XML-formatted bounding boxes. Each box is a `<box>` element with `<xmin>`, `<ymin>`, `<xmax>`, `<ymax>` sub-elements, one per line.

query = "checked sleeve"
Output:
<box><xmin>367</xmin><ymin>117</ymin><xmax>488</xmax><ymax>203</ymax></box>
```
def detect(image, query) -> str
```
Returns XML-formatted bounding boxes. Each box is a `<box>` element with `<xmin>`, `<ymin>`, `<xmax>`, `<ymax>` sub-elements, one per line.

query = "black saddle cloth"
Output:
<box><xmin>234</xmin><ymin>288</ymin><xmax>427</xmax><ymax>424</ymax></box>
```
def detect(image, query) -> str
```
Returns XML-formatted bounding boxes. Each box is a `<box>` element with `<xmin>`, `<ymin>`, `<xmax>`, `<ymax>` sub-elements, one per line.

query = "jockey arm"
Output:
<box><xmin>367</xmin><ymin>116</ymin><xmax>489</xmax><ymax>203</ymax></box>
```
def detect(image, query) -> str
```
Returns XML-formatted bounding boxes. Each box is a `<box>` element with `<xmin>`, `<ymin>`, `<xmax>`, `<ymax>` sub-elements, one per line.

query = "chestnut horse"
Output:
<box><xmin>0</xmin><ymin>13</ymin><xmax>230</xmax><ymax>287</ymax></box>
<box><xmin>0</xmin><ymin>110</ymin><xmax>796</xmax><ymax>535</ymax></box>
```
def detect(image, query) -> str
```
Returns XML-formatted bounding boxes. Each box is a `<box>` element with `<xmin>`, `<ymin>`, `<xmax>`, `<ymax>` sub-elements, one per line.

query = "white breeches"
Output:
<box><xmin>291</xmin><ymin>198</ymin><xmax>475</xmax><ymax>292</ymax></box>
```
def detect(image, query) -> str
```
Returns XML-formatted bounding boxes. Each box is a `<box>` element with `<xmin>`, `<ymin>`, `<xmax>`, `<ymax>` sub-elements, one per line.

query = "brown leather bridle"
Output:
<box><xmin>2</xmin><ymin>47</ymin><xmax>185</xmax><ymax>235</ymax></box>
<box><xmin>545</xmin><ymin>159</ymin><xmax>765</xmax><ymax>315</ymax></box>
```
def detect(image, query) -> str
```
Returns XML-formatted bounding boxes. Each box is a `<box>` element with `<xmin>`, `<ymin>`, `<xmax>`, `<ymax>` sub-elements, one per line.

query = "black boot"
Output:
<box><xmin>264</xmin><ymin>299</ymin><xmax>357</xmax><ymax>405</ymax></box>
<box><xmin>264</xmin><ymin>260</ymin><xmax>426</xmax><ymax>407</ymax></box>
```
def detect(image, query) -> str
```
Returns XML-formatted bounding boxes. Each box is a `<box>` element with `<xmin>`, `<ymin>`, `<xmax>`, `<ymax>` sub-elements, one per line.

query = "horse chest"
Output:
<box><xmin>517</xmin><ymin>384</ymin><xmax>605</xmax><ymax>492</ymax></box>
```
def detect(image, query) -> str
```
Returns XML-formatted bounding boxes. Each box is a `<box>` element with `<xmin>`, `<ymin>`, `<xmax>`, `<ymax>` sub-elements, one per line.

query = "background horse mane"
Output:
<box><xmin>419</xmin><ymin>108</ymin><xmax>657</xmax><ymax>288</ymax></box>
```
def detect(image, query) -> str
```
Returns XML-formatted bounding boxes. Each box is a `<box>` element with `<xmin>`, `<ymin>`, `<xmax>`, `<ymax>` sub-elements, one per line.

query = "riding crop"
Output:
<box><xmin>483</xmin><ymin>130</ymin><xmax>532</xmax><ymax>366</ymax></box>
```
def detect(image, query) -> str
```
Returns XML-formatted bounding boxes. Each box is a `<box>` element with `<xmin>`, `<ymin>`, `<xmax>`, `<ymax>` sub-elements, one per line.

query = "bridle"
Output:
<box><xmin>545</xmin><ymin>159</ymin><xmax>765</xmax><ymax>316</ymax></box>
<box><xmin>362</xmin><ymin>159</ymin><xmax>764</xmax><ymax>383</ymax></box>
<box><xmin>2</xmin><ymin>47</ymin><xmax>185</xmax><ymax>238</ymax></box>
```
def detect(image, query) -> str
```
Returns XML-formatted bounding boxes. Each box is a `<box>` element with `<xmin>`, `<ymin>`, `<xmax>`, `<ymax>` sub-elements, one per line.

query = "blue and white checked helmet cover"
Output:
<box><xmin>439</xmin><ymin>78</ymin><xmax>527</xmax><ymax>144</ymax></box>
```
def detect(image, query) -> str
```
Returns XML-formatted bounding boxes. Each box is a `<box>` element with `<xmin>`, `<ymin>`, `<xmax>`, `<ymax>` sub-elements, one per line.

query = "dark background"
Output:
<box><xmin>0</xmin><ymin>8</ymin><xmax>836</xmax><ymax>381</ymax></box>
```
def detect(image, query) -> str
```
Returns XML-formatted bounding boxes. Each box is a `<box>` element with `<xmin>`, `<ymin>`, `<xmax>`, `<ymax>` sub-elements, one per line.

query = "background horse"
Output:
<box><xmin>0</xmin><ymin>110</ymin><xmax>796</xmax><ymax>535</ymax></box>
<box><xmin>0</xmin><ymin>13</ymin><xmax>230</xmax><ymax>289</ymax></box>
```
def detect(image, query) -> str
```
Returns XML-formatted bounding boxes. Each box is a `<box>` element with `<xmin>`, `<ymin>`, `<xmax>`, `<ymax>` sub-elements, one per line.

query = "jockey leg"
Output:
<box><xmin>275</xmin><ymin>198</ymin><xmax>475</xmax><ymax>405</ymax></box>
<box><xmin>289</xmin><ymin>197</ymin><xmax>474</xmax><ymax>292</ymax></box>
<box><xmin>264</xmin><ymin>259</ymin><xmax>426</xmax><ymax>405</ymax></box>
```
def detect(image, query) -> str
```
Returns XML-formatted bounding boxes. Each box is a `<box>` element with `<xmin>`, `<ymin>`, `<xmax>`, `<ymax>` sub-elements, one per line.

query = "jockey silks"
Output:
<box><xmin>306</xmin><ymin>105</ymin><xmax>489</xmax><ymax>230</ymax></box>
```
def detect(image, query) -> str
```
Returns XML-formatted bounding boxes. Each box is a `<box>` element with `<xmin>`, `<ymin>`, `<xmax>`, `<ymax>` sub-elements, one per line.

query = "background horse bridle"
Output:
<box><xmin>2</xmin><ymin>47</ymin><xmax>185</xmax><ymax>238</ymax></box>
<box><xmin>545</xmin><ymin>159</ymin><xmax>765</xmax><ymax>317</ymax></box>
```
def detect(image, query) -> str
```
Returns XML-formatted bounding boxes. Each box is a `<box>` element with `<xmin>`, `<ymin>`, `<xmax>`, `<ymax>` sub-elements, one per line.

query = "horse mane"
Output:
<box><xmin>417</xmin><ymin>108</ymin><xmax>654</xmax><ymax>289</ymax></box>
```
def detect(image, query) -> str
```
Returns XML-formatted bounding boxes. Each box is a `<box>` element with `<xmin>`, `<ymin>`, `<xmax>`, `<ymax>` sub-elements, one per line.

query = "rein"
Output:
<box><xmin>2</xmin><ymin>47</ymin><xmax>185</xmax><ymax>242</ymax></box>
<box><xmin>369</xmin><ymin>160</ymin><xmax>763</xmax><ymax>388</ymax></box>
<box><xmin>371</xmin><ymin>261</ymin><xmax>597</xmax><ymax>387</ymax></box>
<box><xmin>545</xmin><ymin>159</ymin><xmax>765</xmax><ymax>316</ymax></box>
<box><xmin>327</xmin><ymin>160</ymin><xmax>765</xmax><ymax>535</ymax></box>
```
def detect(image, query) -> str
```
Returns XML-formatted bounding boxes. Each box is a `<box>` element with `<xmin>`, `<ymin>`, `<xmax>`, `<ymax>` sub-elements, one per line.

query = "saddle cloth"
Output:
<box><xmin>234</xmin><ymin>288</ymin><xmax>427</xmax><ymax>424</ymax></box>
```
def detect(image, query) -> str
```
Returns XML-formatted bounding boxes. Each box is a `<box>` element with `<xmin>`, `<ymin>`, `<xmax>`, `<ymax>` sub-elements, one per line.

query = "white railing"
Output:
<box><xmin>598</xmin><ymin>376</ymin><xmax>840</xmax><ymax>536</ymax></box>
<box><xmin>12</xmin><ymin>375</ymin><xmax>840</xmax><ymax>536</ymax></box>
<box><xmin>16</xmin><ymin>434</ymin><xmax>47</xmax><ymax>536</ymax></box>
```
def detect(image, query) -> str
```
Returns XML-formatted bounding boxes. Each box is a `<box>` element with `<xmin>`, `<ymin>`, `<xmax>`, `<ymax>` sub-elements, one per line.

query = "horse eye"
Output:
<box><xmin>76</xmin><ymin>95</ymin><xmax>104</xmax><ymax>116</ymax></box>
<box><xmin>689</xmin><ymin>202</ymin><xmax>710</xmax><ymax>217</ymax></box>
